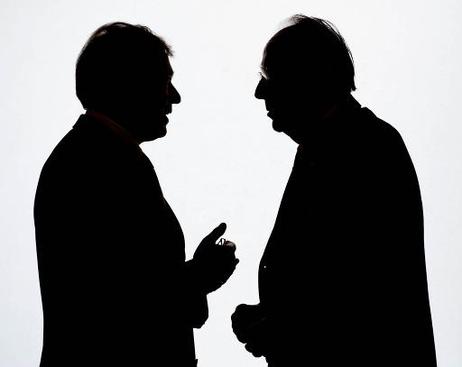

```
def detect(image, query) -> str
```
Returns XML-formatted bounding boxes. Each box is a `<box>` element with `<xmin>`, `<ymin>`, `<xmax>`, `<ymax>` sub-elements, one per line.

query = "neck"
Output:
<box><xmin>86</xmin><ymin>110</ymin><xmax>141</xmax><ymax>145</ymax></box>
<box><xmin>297</xmin><ymin>94</ymin><xmax>357</xmax><ymax>146</ymax></box>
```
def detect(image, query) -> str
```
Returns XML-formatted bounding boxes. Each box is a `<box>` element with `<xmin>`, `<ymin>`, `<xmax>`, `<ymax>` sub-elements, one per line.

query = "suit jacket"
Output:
<box><xmin>34</xmin><ymin>113</ymin><xmax>207</xmax><ymax>367</ymax></box>
<box><xmin>258</xmin><ymin>97</ymin><xmax>437</xmax><ymax>366</ymax></box>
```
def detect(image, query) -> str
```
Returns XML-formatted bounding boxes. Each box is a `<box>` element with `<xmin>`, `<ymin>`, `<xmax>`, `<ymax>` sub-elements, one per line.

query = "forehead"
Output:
<box><xmin>259</xmin><ymin>48</ymin><xmax>269</xmax><ymax>77</ymax></box>
<box><xmin>260</xmin><ymin>47</ymin><xmax>282</xmax><ymax>78</ymax></box>
<box><xmin>261</xmin><ymin>38</ymin><xmax>283</xmax><ymax>73</ymax></box>
<box><xmin>261</xmin><ymin>28</ymin><xmax>296</xmax><ymax>71</ymax></box>
<box><xmin>165</xmin><ymin>57</ymin><xmax>173</xmax><ymax>77</ymax></box>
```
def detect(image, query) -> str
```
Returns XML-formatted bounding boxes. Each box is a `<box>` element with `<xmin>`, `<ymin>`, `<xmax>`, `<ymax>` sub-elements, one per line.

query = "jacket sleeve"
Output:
<box><xmin>368</xmin><ymin>126</ymin><xmax>436</xmax><ymax>364</ymax></box>
<box><xmin>181</xmin><ymin>260</ymin><xmax>209</xmax><ymax>328</ymax></box>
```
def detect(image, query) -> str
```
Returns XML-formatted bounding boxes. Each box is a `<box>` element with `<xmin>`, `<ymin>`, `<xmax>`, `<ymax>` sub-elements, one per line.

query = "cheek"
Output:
<box><xmin>270</xmin><ymin>85</ymin><xmax>296</xmax><ymax>106</ymax></box>
<box><xmin>136</xmin><ymin>94</ymin><xmax>163</xmax><ymax>112</ymax></box>
<box><xmin>271</xmin><ymin>96</ymin><xmax>295</xmax><ymax>113</ymax></box>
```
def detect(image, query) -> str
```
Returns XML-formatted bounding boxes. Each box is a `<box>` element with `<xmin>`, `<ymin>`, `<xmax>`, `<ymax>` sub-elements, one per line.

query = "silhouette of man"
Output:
<box><xmin>232</xmin><ymin>15</ymin><xmax>436</xmax><ymax>367</ymax></box>
<box><xmin>34</xmin><ymin>22</ymin><xmax>238</xmax><ymax>367</ymax></box>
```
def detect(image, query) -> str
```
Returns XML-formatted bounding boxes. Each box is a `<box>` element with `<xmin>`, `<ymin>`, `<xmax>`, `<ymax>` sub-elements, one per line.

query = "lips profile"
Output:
<box><xmin>163</xmin><ymin>115</ymin><xmax>169</xmax><ymax>124</ymax></box>
<box><xmin>267</xmin><ymin>111</ymin><xmax>275</xmax><ymax>119</ymax></box>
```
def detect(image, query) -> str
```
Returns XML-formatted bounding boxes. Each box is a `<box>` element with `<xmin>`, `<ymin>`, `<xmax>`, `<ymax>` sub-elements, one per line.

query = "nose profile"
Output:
<box><xmin>169</xmin><ymin>83</ymin><xmax>181</xmax><ymax>104</ymax></box>
<box><xmin>255</xmin><ymin>78</ymin><xmax>267</xmax><ymax>99</ymax></box>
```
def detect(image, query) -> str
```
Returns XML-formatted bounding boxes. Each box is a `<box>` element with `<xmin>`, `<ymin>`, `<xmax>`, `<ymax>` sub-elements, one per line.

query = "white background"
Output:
<box><xmin>1</xmin><ymin>1</ymin><xmax>461</xmax><ymax>366</ymax></box>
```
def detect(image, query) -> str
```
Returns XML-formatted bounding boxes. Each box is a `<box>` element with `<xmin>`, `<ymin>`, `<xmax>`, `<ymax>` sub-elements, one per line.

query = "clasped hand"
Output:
<box><xmin>232</xmin><ymin>304</ymin><xmax>269</xmax><ymax>358</ymax></box>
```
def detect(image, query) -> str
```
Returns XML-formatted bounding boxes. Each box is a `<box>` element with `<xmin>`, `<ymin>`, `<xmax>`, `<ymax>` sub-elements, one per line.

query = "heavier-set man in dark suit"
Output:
<box><xmin>34</xmin><ymin>23</ymin><xmax>238</xmax><ymax>367</ymax></box>
<box><xmin>232</xmin><ymin>15</ymin><xmax>437</xmax><ymax>366</ymax></box>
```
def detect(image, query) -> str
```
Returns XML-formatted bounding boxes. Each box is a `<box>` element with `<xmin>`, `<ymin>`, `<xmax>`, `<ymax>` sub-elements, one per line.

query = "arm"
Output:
<box><xmin>370</xmin><ymin>127</ymin><xmax>436</xmax><ymax>364</ymax></box>
<box><xmin>181</xmin><ymin>260</ymin><xmax>209</xmax><ymax>328</ymax></box>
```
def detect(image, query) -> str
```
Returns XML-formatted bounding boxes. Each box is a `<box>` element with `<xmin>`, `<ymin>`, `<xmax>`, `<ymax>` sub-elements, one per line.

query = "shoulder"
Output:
<box><xmin>37</xmin><ymin>116</ymin><xmax>151</xmax><ymax>195</ymax></box>
<box><xmin>353</xmin><ymin>107</ymin><xmax>420</xmax><ymax>186</ymax></box>
<box><xmin>357</xmin><ymin>108</ymin><xmax>403</xmax><ymax>144</ymax></box>
<box><xmin>346</xmin><ymin>107</ymin><xmax>411</xmax><ymax>164</ymax></box>
<box><xmin>48</xmin><ymin>116</ymin><xmax>145</xmax><ymax>168</ymax></box>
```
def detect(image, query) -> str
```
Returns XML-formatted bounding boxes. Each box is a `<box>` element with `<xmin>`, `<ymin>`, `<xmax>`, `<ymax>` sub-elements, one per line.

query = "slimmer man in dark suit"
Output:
<box><xmin>34</xmin><ymin>22</ymin><xmax>238</xmax><ymax>367</ymax></box>
<box><xmin>232</xmin><ymin>15</ymin><xmax>437</xmax><ymax>367</ymax></box>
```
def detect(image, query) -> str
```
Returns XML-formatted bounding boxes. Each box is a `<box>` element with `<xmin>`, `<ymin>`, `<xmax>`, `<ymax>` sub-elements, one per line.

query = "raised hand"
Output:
<box><xmin>193</xmin><ymin>223</ymin><xmax>239</xmax><ymax>293</ymax></box>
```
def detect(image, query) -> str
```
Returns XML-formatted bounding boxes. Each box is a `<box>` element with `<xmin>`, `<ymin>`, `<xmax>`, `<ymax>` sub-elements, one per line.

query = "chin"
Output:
<box><xmin>154</xmin><ymin>117</ymin><xmax>168</xmax><ymax>138</ymax></box>
<box><xmin>139</xmin><ymin>125</ymin><xmax>167</xmax><ymax>142</ymax></box>
<box><xmin>271</xmin><ymin>119</ymin><xmax>302</xmax><ymax>143</ymax></box>
<box><xmin>272</xmin><ymin>119</ymin><xmax>285</xmax><ymax>132</ymax></box>
<box><xmin>153</xmin><ymin>127</ymin><xmax>168</xmax><ymax>140</ymax></box>
<box><xmin>157</xmin><ymin>126</ymin><xmax>167</xmax><ymax>138</ymax></box>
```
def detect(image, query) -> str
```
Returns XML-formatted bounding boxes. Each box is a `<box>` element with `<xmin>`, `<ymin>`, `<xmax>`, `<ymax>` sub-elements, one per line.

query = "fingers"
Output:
<box><xmin>218</xmin><ymin>258</ymin><xmax>238</xmax><ymax>282</ymax></box>
<box><xmin>222</xmin><ymin>240</ymin><xmax>236</xmax><ymax>251</ymax></box>
<box><xmin>220</xmin><ymin>263</ymin><xmax>237</xmax><ymax>282</ymax></box>
<box><xmin>232</xmin><ymin>304</ymin><xmax>262</xmax><ymax>335</ymax></box>
<box><xmin>234</xmin><ymin>330</ymin><xmax>249</xmax><ymax>344</ymax></box>
<box><xmin>217</xmin><ymin>255</ymin><xmax>239</xmax><ymax>278</ymax></box>
<box><xmin>233</xmin><ymin>304</ymin><xmax>257</xmax><ymax>325</ymax></box>
<box><xmin>232</xmin><ymin>313</ymin><xmax>248</xmax><ymax>343</ymax></box>
<box><xmin>234</xmin><ymin>303</ymin><xmax>252</xmax><ymax>315</ymax></box>
<box><xmin>245</xmin><ymin>342</ymin><xmax>265</xmax><ymax>357</ymax></box>
<box><xmin>204</xmin><ymin>222</ymin><xmax>227</xmax><ymax>244</ymax></box>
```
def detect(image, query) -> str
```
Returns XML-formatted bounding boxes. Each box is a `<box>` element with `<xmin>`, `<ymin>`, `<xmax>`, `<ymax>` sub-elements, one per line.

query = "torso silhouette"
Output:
<box><xmin>34</xmin><ymin>114</ymin><xmax>206</xmax><ymax>367</ymax></box>
<box><xmin>258</xmin><ymin>97</ymin><xmax>436</xmax><ymax>366</ymax></box>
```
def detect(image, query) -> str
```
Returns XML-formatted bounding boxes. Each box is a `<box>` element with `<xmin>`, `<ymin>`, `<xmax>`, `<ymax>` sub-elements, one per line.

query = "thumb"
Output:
<box><xmin>203</xmin><ymin>222</ymin><xmax>227</xmax><ymax>244</ymax></box>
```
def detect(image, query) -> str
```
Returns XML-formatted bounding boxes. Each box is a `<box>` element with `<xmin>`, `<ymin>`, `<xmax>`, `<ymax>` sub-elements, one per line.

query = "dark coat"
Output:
<box><xmin>34</xmin><ymin>114</ymin><xmax>206</xmax><ymax>367</ymax></box>
<box><xmin>258</xmin><ymin>98</ymin><xmax>437</xmax><ymax>366</ymax></box>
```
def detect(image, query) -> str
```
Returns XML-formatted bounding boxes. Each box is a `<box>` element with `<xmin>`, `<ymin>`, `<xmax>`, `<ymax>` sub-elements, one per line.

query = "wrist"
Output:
<box><xmin>186</xmin><ymin>259</ymin><xmax>209</xmax><ymax>294</ymax></box>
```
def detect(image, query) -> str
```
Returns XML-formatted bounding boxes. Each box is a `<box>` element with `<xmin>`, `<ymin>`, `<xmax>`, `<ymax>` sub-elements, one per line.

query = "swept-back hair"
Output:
<box><xmin>76</xmin><ymin>22</ymin><xmax>172</xmax><ymax>109</ymax></box>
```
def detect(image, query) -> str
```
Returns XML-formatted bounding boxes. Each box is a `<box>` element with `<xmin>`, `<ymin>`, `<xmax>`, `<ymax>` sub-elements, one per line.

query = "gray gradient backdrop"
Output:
<box><xmin>1</xmin><ymin>0</ymin><xmax>461</xmax><ymax>366</ymax></box>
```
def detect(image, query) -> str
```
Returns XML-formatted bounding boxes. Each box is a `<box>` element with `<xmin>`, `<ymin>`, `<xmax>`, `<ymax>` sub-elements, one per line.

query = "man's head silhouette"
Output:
<box><xmin>76</xmin><ymin>22</ymin><xmax>181</xmax><ymax>142</ymax></box>
<box><xmin>255</xmin><ymin>15</ymin><xmax>356</xmax><ymax>143</ymax></box>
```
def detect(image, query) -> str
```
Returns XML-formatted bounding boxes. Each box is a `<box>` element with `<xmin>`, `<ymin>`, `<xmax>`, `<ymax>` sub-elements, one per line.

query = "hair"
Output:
<box><xmin>263</xmin><ymin>15</ymin><xmax>356</xmax><ymax>96</ymax></box>
<box><xmin>76</xmin><ymin>22</ymin><xmax>173</xmax><ymax>109</ymax></box>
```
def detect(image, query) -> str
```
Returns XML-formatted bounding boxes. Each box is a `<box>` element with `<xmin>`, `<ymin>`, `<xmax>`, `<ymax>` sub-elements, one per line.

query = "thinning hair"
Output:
<box><xmin>263</xmin><ymin>15</ymin><xmax>356</xmax><ymax>96</ymax></box>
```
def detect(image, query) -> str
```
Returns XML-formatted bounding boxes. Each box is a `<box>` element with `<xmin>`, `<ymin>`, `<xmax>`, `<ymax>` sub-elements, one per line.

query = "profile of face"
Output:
<box><xmin>254</xmin><ymin>43</ymin><xmax>329</xmax><ymax>144</ymax></box>
<box><xmin>117</xmin><ymin>55</ymin><xmax>181</xmax><ymax>143</ymax></box>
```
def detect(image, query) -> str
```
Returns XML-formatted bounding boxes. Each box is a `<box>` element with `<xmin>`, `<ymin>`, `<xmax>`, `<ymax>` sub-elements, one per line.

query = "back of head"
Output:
<box><xmin>263</xmin><ymin>15</ymin><xmax>356</xmax><ymax>99</ymax></box>
<box><xmin>76</xmin><ymin>22</ymin><xmax>172</xmax><ymax>111</ymax></box>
